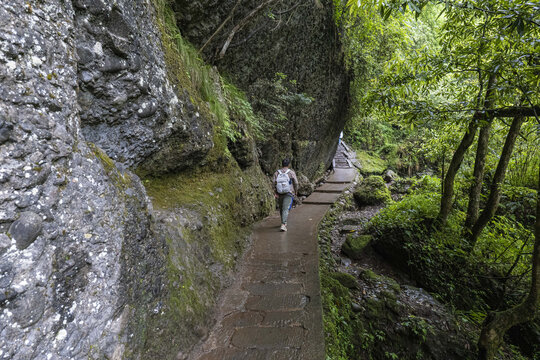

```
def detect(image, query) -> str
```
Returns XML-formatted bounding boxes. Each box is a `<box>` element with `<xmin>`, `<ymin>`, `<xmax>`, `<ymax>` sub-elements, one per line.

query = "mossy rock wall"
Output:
<box><xmin>134</xmin><ymin>159</ymin><xmax>274</xmax><ymax>358</ymax></box>
<box><xmin>0</xmin><ymin>0</ymin><xmax>345</xmax><ymax>358</ymax></box>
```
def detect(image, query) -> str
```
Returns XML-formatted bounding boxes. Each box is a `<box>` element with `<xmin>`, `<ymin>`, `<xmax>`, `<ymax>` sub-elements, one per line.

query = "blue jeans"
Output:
<box><xmin>278</xmin><ymin>194</ymin><xmax>293</xmax><ymax>225</ymax></box>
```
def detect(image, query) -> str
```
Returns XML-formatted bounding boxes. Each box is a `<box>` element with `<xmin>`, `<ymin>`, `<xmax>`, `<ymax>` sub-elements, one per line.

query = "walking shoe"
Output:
<box><xmin>280</xmin><ymin>224</ymin><xmax>287</xmax><ymax>232</ymax></box>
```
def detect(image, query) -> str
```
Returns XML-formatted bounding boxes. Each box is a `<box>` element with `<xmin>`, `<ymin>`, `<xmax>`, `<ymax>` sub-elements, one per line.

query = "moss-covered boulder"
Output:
<box><xmin>356</xmin><ymin>151</ymin><xmax>387</xmax><ymax>175</ymax></box>
<box><xmin>342</xmin><ymin>234</ymin><xmax>372</xmax><ymax>259</ymax></box>
<box><xmin>330</xmin><ymin>272</ymin><xmax>358</xmax><ymax>289</ymax></box>
<box><xmin>353</xmin><ymin>176</ymin><xmax>392</xmax><ymax>206</ymax></box>
<box><xmin>389</xmin><ymin>177</ymin><xmax>414</xmax><ymax>195</ymax></box>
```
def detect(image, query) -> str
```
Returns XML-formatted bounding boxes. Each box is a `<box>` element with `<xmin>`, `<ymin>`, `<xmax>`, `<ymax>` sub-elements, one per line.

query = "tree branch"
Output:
<box><xmin>199</xmin><ymin>0</ymin><xmax>243</xmax><ymax>54</ymax></box>
<box><xmin>219</xmin><ymin>0</ymin><xmax>279</xmax><ymax>59</ymax></box>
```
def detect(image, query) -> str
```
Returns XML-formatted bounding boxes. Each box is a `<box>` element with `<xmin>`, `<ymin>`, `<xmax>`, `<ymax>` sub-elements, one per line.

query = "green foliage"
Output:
<box><xmin>400</xmin><ymin>315</ymin><xmax>433</xmax><ymax>343</ymax></box>
<box><xmin>409</xmin><ymin>175</ymin><xmax>441</xmax><ymax>195</ymax></box>
<box><xmin>504</xmin><ymin>120</ymin><xmax>540</xmax><ymax>189</ymax></box>
<box><xmin>474</xmin><ymin>216</ymin><xmax>534</xmax><ymax>302</ymax></box>
<box><xmin>368</xmin><ymin>190</ymin><xmax>487</xmax><ymax>308</ymax></box>
<box><xmin>498</xmin><ymin>185</ymin><xmax>538</xmax><ymax>227</ymax></box>
<box><xmin>370</xmin><ymin>189</ymin><xmax>440</xmax><ymax>229</ymax></box>
<box><xmin>343</xmin><ymin>0</ymin><xmax>539</xmax><ymax>188</ymax></box>
<box><xmin>369</xmin><ymin>183</ymin><xmax>535</xmax><ymax>313</ymax></box>
<box><xmin>248</xmin><ymin>72</ymin><xmax>313</xmax><ymax>139</ymax></box>
<box><xmin>339</xmin><ymin>5</ymin><xmax>438</xmax><ymax>176</ymax></box>
<box><xmin>354</xmin><ymin>175</ymin><xmax>393</xmax><ymax>205</ymax></box>
<box><xmin>222</xmin><ymin>80</ymin><xmax>264</xmax><ymax>141</ymax></box>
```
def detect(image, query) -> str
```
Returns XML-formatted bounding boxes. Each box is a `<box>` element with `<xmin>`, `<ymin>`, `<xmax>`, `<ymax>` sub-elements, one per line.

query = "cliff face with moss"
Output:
<box><xmin>175</xmin><ymin>0</ymin><xmax>350</xmax><ymax>178</ymax></box>
<box><xmin>0</xmin><ymin>0</ymin><xmax>346</xmax><ymax>359</ymax></box>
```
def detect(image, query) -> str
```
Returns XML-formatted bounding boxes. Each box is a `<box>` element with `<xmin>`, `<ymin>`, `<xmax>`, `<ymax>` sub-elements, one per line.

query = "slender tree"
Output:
<box><xmin>463</xmin><ymin>74</ymin><xmax>498</xmax><ymax>235</ymax></box>
<box><xmin>438</xmin><ymin>73</ymin><xmax>497</xmax><ymax>226</ymax></box>
<box><xmin>467</xmin><ymin>115</ymin><xmax>526</xmax><ymax>245</ymax></box>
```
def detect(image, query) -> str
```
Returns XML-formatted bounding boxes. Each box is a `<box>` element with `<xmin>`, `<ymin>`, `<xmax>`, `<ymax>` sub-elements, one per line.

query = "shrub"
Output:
<box><xmin>498</xmin><ymin>185</ymin><xmax>537</xmax><ymax>228</ymax></box>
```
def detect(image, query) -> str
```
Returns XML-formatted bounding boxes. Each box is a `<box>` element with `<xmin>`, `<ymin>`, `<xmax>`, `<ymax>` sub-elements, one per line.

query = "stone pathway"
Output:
<box><xmin>190</xmin><ymin>146</ymin><xmax>356</xmax><ymax>360</ymax></box>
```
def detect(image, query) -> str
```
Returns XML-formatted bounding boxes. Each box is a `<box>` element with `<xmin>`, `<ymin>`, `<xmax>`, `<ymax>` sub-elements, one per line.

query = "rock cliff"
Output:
<box><xmin>175</xmin><ymin>0</ymin><xmax>350</xmax><ymax>178</ymax></box>
<box><xmin>0</xmin><ymin>0</ymin><xmax>347</xmax><ymax>358</ymax></box>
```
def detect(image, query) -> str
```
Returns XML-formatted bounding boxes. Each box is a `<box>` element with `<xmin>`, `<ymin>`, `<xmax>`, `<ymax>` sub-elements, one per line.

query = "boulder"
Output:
<box><xmin>342</xmin><ymin>234</ymin><xmax>373</xmax><ymax>259</ymax></box>
<box><xmin>383</xmin><ymin>169</ymin><xmax>397</xmax><ymax>183</ymax></box>
<box><xmin>331</xmin><ymin>272</ymin><xmax>358</xmax><ymax>289</ymax></box>
<box><xmin>297</xmin><ymin>173</ymin><xmax>315</xmax><ymax>197</ymax></box>
<box><xmin>353</xmin><ymin>176</ymin><xmax>392</xmax><ymax>206</ymax></box>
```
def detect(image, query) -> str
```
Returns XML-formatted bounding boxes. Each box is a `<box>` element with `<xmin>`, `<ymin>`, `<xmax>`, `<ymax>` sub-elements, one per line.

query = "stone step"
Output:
<box><xmin>303</xmin><ymin>192</ymin><xmax>341</xmax><ymax>205</ymax></box>
<box><xmin>326</xmin><ymin>168</ymin><xmax>356</xmax><ymax>183</ymax></box>
<box><xmin>315</xmin><ymin>183</ymin><xmax>350</xmax><ymax>193</ymax></box>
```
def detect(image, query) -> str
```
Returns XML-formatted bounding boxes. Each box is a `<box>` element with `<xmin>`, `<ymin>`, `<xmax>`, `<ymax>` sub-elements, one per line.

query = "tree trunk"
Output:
<box><xmin>468</xmin><ymin>116</ymin><xmax>525</xmax><ymax>245</ymax></box>
<box><xmin>463</xmin><ymin>74</ymin><xmax>497</xmax><ymax>234</ymax></box>
<box><xmin>437</xmin><ymin>120</ymin><xmax>478</xmax><ymax>225</ymax></box>
<box><xmin>464</xmin><ymin>122</ymin><xmax>492</xmax><ymax>235</ymax></box>
<box><xmin>477</xmin><ymin>165</ymin><xmax>540</xmax><ymax>360</ymax></box>
<box><xmin>437</xmin><ymin>73</ymin><xmax>496</xmax><ymax>226</ymax></box>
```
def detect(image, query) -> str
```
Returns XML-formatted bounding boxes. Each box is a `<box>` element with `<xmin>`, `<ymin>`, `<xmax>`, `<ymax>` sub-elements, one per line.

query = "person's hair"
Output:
<box><xmin>282</xmin><ymin>158</ymin><xmax>290</xmax><ymax>167</ymax></box>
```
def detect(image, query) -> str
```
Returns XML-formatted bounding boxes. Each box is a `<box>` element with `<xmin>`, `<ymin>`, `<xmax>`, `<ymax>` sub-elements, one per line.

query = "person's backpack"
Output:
<box><xmin>276</xmin><ymin>169</ymin><xmax>292</xmax><ymax>194</ymax></box>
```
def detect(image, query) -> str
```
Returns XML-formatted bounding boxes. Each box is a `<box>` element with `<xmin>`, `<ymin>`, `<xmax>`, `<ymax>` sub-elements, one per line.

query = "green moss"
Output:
<box><xmin>165</xmin><ymin>238</ymin><xmax>215</xmax><ymax>323</ymax></box>
<box><xmin>342</xmin><ymin>234</ymin><xmax>372</xmax><ymax>259</ymax></box>
<box><xmin>353</xmin><ymin>175</ymin><xmax>392</xmax><ymax>206</ymax></box>
<box><xmin>142</xmin><ymin>168</ymin><xmax>232</xmax><ymax>210</ymax></box>
<box><xmin>364</xmin><ymin>293</ymin><xmax>400</xmax><ymax>321</ymax></box>
<box><xmin>320</xmin><ymin>268</ymin><xmax>356</xmax><ymax>359</ymax></box>
<box><xmin>138</xmin><ymin>154</ymin><xmax>273</xmax><ymax>357</ymax></box>
<box><xmin>143</xmin><ymin>164</ymin><xmax>272</xmax><ymax>268</ymax></box>
<box><xmin>357</xmin><ymin>150</ymin><xmax>387</xmax><ymax>175</ymax></box>
<box><xmin>140</xmin><ymin>237</ymin><xmax>218</xmax><ymax>359</ymax></box>
<box><xmin>88</xmin><ymin>143</ymin><xmax>132</xmax><ymax>190</ymax></box>
<box><xmin>331</xmin><ymin>271</ymin><xmax>358</xmax><ymax>289</ymax></box>
<box><xmin>359</xmin><ymin>269</ymin><xmax>379</xmax><ymax>282</ymax></box>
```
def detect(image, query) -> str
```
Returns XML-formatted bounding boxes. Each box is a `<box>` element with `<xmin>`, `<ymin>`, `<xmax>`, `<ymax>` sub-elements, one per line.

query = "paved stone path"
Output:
<box><xmin>191</xmin><ymin>145</ymin><xmax>356</xmax><ymax>360</ymax></box>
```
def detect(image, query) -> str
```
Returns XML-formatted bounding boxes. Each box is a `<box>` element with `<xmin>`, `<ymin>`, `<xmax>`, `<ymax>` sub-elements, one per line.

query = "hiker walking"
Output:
<box><xmin>273</xmin><ymin>158</ymin><xmax>299</xmax><ymax>232</ymax></box>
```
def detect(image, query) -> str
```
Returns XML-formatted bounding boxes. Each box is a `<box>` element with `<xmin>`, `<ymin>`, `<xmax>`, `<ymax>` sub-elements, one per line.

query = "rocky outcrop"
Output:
<box><xmin>73</xmin><ymin>0</ymin><xmax>214</xmax><ymax>175</ymax></box>
<box><xmin>174</xmin><ymin>0</ymin><xmax>349</xmax><ymax>179</ymax></box>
